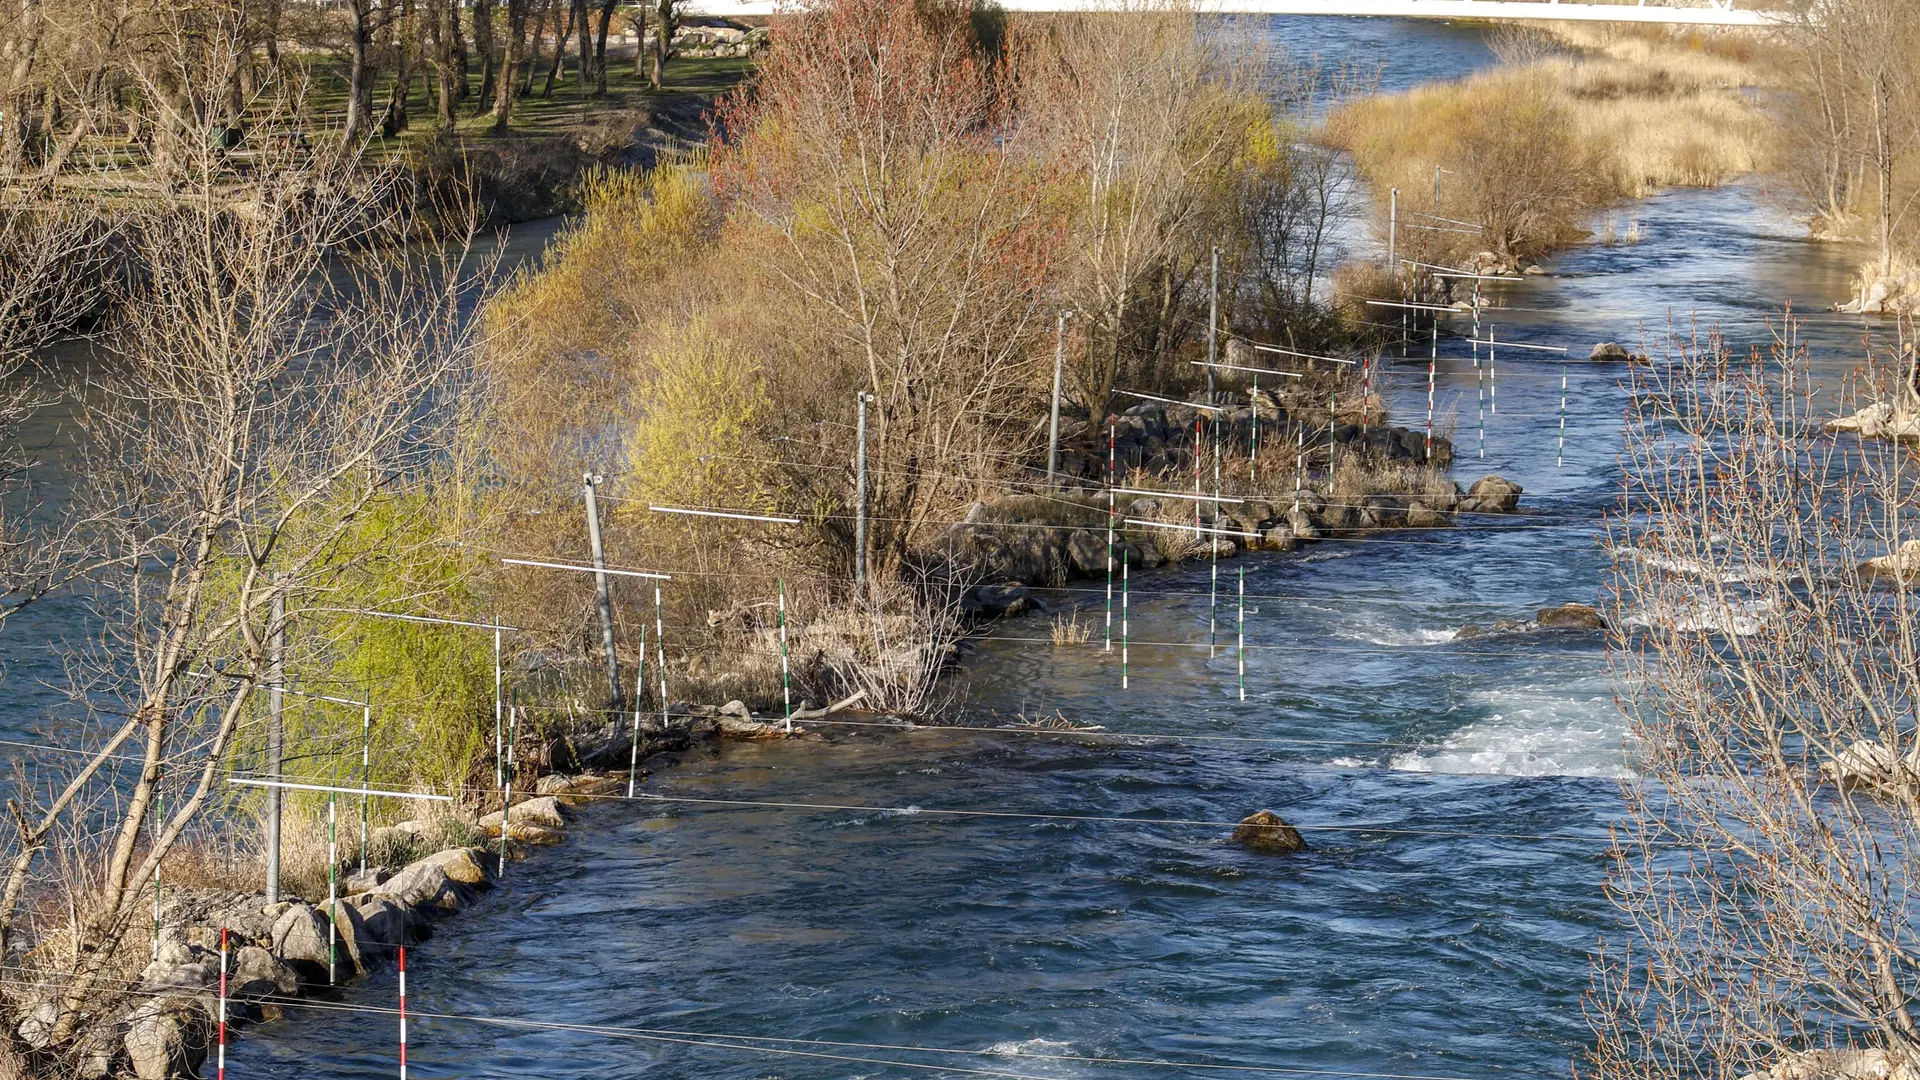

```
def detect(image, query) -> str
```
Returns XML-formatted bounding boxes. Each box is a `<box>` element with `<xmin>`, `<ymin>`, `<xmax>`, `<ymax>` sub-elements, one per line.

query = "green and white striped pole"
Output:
<box><xmin>779</xmin><ymin>580</ymin><xmax>792</xmax><ymax>734</ymax></box>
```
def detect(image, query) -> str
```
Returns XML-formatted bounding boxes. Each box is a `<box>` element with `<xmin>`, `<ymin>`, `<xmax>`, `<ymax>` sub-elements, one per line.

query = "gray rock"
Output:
<box><xmin>1404</xmin><ymin>504</ymin><xmax>1453</xmax><ymax>529</ymax></box>
<box><xmin>1262</xmin><ymin>525</ymin><xmax>1298</xmax><ymax>552</ymax></box>
<box><xmin>1232</xmin><ymin>811</ymin><xmax>1307</xmax><ymax>854</ymax></box>
<box><xmin>231</xmin><ymin>945</ymin><xmax>298</xmax><ymax>998</ymax></box>
<box><xmin>1590</xmin><ymin>342</ymin><xmax>1637</xmax><ymax>363</ymax></box>
<box><xmin>343</xmin><ymin>867</ymin><xmax>390</xmax><ymax>894</ymax></box>
<box><xmin>139</xmin><ymin>960</ymin><xmax>216</xmax><ymax>993</ymax></box>
<box><xmin>351</xmin><ymin>896</ymin><xmax>420</xmax><ymax>948</ymax></box>
<box><xmin>123</xmin><ymin>995</ymin><xmax>211</xmax><ymax>1080</ymax></box>
<box><xmin>270</xmin><ymin>902</ymin><xmax>334</xmax><ymax>970</ymax></box>
<box><xmin>965</xmin><ymin>583</ymin><xmax>1030</xmax><ymax>618</ymax></box>
<box><xmin>1287</xmin><ymin>508</ymin><xmax>1319</xmax><ymax>541</ymax></box>
<box><xmin>1065</xmin><ymin>529</ymin><xmax>1107</xmax><ymax>578</ymax></box>
<box><xmin>1459</xmin><ymin>475</ymin><xmax>1523</xmax><ymax>514</ymax></box>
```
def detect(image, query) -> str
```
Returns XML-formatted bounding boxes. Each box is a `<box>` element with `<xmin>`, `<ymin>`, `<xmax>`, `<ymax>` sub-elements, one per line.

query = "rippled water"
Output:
<box><xmin>15</xmin><ymin>16</ymin><xmax>1892</xmax><ymax>1080</ymax></box>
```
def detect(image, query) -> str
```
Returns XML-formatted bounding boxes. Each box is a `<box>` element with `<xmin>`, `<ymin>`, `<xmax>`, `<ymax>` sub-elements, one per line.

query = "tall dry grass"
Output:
<box><xmin>1327</xmin><ymin>23</ymin><xmax>1772</xmax><ymax>262</ymax></box>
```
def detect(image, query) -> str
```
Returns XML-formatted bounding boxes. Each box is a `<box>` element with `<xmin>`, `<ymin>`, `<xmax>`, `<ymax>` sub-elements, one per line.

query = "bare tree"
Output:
<box><xmin>0</xmin><ymin>90</ymin><xmax>490</xmax><ymax>1072</ymax></box>
<box><xmin>1589</xmin><ymin>320</ymin><xmax>1920</xmax><ymax>1080</ymax></box>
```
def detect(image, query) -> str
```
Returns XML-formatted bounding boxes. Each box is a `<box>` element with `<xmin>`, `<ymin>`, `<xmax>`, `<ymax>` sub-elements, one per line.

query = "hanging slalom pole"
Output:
<box><xmin>1558</xmin><ymin>363</ymin><xmax>1568</xmax><ymax>469</ymax></box>
<box><xmin>1426</xmin><ymin>318</ymin><xmax>1438</xmax><ymax>461</ymax></box>
<box><xmin>216</xmin><ymin>927</ymin><xmax>228</xmax><ymax>1080</ymax></box>
<box><xmin>654</xmin><ymin>586</ymin><xmax>669</xmax><ymax>735</ymax></box>
<box><xmin>1209</xmin><ymin>415</ymin><xmax>1221</xmax><ymax>658</ymax></box>
<box><xmin>1249</xmin><ymin>375</ymin><xmax>1260</xmax><ymax>484</ymax></box>
<box><xmin>1293</xmin><ymin>425</ymin><xmax>1304</xmax><ymax>514</ymax></box>
<box><xmin>1121</xmin><ymin>549</ymin><xmax>1130</xmax><ymax>691</ymax></box>
<box><xmin>327</xmin><ymin>791</ymin><xmax>338</xmax><ymax>985</ymax></box>
<box><xmin>1476</xmin><ymin>322</ymin><xmax>1486</xmax><ymax>461</ymax></box>
<box><xmin>500</xmin><ymin>700</ymin><xmax>516</xmax><ymax>876</ymax></box>
<box><xmin>1361</xmin><ymin>356</ymin><xmax>1371</xmax><ymax>441</ymax></box>
<box><xmin>398</xmin><ymin>945</ymin><xmax>409</xmax><ymax>1080</ymax></box>
<box><xmin>1106</xmin><ymin>421</ymin><xmax>1115</xmax><ymax>653</ymax></box>
<box><xmin>1192</xmin><ymin>418</ymin><xmax>1203</xmax><ymax>537</ymax></box>
<box><xmin>1489</xmin><ymin>339</ymin><xmax>1498</xmax><ymax>416</ymax></box>
<box><xmin>626</xmin><ymin>646</ymin><xmax>646</xmax><ymax>798</ymax></box>
<box><xmin>1236</xmin><ymin>565</ymin><xmax>1245</xmax><ymax>702</ymax></box>
<box><xmin>778</xmin><ymin>581</ymin><xmax>792</xmax><ymax>734</ymax></box>
<box><xmin>360</xmin><ymin>700</ymin><xmax>372</xmax><ymax>876</ymax></box>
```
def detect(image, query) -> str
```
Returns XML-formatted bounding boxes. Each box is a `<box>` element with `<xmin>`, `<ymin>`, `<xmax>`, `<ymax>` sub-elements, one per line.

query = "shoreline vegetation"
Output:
<box><xmin>2</xmin><ymin>1</ymin><xmax>1915</xmax><ymax>1078</ymax></box>
<box><xmin>1325</xmin><ymin>21</ymin><xmax>1773</xmax><ymax>279</ymax></box>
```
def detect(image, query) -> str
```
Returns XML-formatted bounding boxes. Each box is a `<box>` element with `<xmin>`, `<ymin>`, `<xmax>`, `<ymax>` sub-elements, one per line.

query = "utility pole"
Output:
<box><xmin>266</xmin><ymin>586</ymin><xmax>284</xmax><ymax>905</ymax></box>
<box><xmin>855</xmin><ymin>392</ymin><xmax>872</xmax><ymax>593</ymax></box>
<box><xmin>1046</xmin><ymin>311</ymin><xmax>1072</xmax><ymax>487</ymax></box>
<box><xmin>1207</xmin><ymin>245</ymin><xmax>1219</xmax><ymax>397</ymax></box>
<box><xmin>582</xmin><ymin>473</ymin><xmax>622</xmax><ymax>713</ymax></box>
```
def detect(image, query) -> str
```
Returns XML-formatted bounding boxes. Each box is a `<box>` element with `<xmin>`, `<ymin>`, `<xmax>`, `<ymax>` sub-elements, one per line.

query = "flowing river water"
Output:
<box><xmin>5</xmin><ymin>15</ymin><xmax>1889</xmax><ymax>1080</ymax></box>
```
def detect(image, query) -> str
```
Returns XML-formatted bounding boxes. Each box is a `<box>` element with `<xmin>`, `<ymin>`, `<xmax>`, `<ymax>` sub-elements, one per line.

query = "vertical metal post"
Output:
<box><xmin>1192</xmin><ymin>418</ymin><xmax>1202</xmax><ymax>537</ymax></box>
<box><xmin>1237</xmin><ymin>566</ymin><xmax>1245</xmax><ymax>702</ymax></box>
<box><xmin>1207</xmin><ymin>245</ymin><xmax>1219</xmax><ymax>396</ymax></box>
<box><xmin>1250</xmin><ymin>375</ymin><xmax>1259</xmax><ymax>484</ymax></box>
<box><xmin>1047</xmin><ymin>311</ymin><xmax>1070</xmax><ymax>487</ymax></box>
<box><xmin>582</xmin><ymin>474</ymin><xmax>622</xmax><ymax>713</ymax></box>
<box><xmin>855</xmin><ymin>392</ymin><xmax>871</xmax><ymax>593</ymax></box>
<box><xmin>266</xmin><ymin>587</ymin><xmax>284</xmax><ymax>905</ymax></box>
<box><xmin>1388</xmin><ymin>187</ymin><xmax>1398</xmax><ymax>273</ymax></box>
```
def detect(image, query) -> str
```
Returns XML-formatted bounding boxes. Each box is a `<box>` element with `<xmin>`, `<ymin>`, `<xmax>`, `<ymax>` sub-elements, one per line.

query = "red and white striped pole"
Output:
<box><xmin>216</xmin><ymin>927</ymin><xmax>228</xmax><ymax>1080</ymax></box>
<box><xmin>398</xmin><ymin>946</ymin><xmax>409</xmax><ymax>1080</ymax></box>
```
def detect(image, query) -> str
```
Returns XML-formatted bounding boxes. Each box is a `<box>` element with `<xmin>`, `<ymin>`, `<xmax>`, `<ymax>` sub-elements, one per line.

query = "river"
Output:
<box><xmin>19</xmin><ymin>15</ymin><xmax>1885</xmax><ymax>1080</ymax></box>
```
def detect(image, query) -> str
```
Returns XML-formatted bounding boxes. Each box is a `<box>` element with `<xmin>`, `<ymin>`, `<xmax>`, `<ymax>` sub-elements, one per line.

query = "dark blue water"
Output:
<box><xmin>221</xmin><ymin>22</ymin><xmax>1886</xmax><ymax>1080</ymax></box>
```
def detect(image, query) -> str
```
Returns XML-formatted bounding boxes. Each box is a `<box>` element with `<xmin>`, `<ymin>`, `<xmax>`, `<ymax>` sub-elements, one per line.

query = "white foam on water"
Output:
<box><xmin>1324</xmin><ymin>606</ymin><xmax>1459</xmax><ymax>647</ymax></box>
<box><xmin>1388</xmin><ymin>681</ymin><xmax>1632</xmax><ymax>778</ymax></box>
<box><xmin>1623</xmin><ymin>594</ymin><xmax>1776</xmax><ymax>637</ymax></box>
<box><xmin>985</xmin><ymin>1039</ymin><xmax>1077</xmax><ymax>1057</ymax></box>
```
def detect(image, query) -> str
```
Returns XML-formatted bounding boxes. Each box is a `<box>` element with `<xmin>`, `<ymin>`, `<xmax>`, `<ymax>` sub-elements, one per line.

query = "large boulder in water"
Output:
<box><xmin>1536</xmin><ymin>603</ymin><xmax>1606</xmax><ymax>630</ymax></box>
<box><xmin>1458</xmin><ymin>475</ymin><xmax>1523</xmax><ymax>514</ymax></box>
<box><xmin>1232</xmin><ymin>811</ymin><xmax>1306</xmax><ymax>854</ymax></box>
<box><xmin>1590</xmin><ymin>342</ymin><xmax>1645</xmax><ymax>363</ymax></box>
<box><xmin>1818</xmin><ymin>738</ymin><xmax>1920</xmax><ymax>796</ymax></box>
<box><xmin>123</xmin><ymin>994</ymin><xmax>211</xmax><ymax>1080</ymax></box>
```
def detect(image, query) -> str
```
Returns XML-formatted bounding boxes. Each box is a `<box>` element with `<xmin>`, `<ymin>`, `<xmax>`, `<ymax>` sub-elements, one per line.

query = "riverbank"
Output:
<box><xmin>1326</xmin><ymin>22</ymin><xmax>1773</xmax><ymax>272</ymax></box>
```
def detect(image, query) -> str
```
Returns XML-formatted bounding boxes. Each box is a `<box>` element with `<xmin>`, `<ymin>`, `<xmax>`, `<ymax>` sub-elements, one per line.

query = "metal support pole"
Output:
<box><xmin>855</xmin><ymin>392</ymin><xmax>871</xmax><ymax>593</ymax></box>
<box><xmin>582</xmin><ymin>473</ymin><xmax>622</xmax><ymax>713</ymax></box>
<box><xmin>266</xmin><ymin>588</ymin><xmax>284</xmax><ymax>905</ymax></box>
<box><xmin>654</xmin><ymin>586</ymin><xmax>668</xmax><ymax>734</ymax></box>
<box><xmin>1388</xmin><ymin>187</ymin><xmax>1398</xmax><ymax>273</ymax></box>
<box><xmin>1047</xmin><ymin>311</ymin><xmax>1071</xmax><ymax>486</ymax></box>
